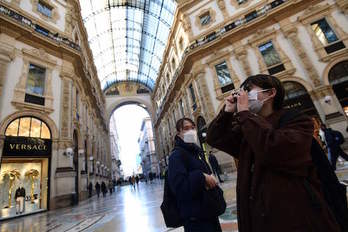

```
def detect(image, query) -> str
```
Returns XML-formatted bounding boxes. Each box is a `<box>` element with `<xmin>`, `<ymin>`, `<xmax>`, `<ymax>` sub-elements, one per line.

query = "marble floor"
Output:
<box><xmin>1</xmin><ymin>163</ymin><xmax>346</xmax><ymax>232</ymax></box>
<box><xmin>0</xmin><ymin>179</ymin><xmax>238</xmax><ymax>232</ymax></box>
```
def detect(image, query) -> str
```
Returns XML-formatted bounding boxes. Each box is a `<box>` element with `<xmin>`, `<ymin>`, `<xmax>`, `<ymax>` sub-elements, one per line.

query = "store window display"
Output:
<box><xmin>0</xmin><ymin>117</ymin><xmax>51</xmax><ymax>220</ymax></box>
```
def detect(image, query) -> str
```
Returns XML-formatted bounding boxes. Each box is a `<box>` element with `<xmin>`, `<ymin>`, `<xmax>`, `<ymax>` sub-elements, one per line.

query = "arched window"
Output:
<box><xmin>5</xmin><ymin>117</ymin><xmax>51</xmax><ymax>139</ymax></box>
<box><xmin>328</xmin><ymin>61</ymin><xmax>348</xmax><ymax>116</ymax></box>
<box><xmin>283</xmin><ymin>81</ymin><xmax>318</xmax><ymax>117</ymax></box>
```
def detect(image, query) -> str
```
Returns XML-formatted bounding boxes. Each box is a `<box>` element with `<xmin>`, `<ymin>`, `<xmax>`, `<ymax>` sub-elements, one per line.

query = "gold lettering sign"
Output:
<box><xmin>8</xmin><ymin>143</ymin><xmax>47</xmax><ymax>151</ymax></box>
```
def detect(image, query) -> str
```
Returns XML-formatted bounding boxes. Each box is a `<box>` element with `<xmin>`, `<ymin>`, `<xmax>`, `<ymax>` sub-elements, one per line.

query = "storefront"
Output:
<box><xmin>0</xmin><ymin>117</ymin><xmax>51</xmax><ymax>220</ymax></box>
<box><xmin>328</xmin><ymin>60</ymin><xmax>348</xmax><ymax>117</ymax></box>
<box><xmin>283</xmin><ymin>81</ymin><xmax>319</xmax><ymax>118</ymax></box>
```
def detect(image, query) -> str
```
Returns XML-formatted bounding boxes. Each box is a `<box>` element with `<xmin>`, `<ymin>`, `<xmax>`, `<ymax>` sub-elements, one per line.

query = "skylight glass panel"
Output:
<box><xmin>80</xmin><ymin>0</ymin><xmax>176</xmax><ymax>91</ymax></box>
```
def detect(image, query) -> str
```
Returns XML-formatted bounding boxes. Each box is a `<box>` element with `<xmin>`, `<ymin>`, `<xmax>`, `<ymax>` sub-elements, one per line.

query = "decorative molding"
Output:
<box><xmin>230</xmin><ymin>0</ymin><xmax>252</xmax><ymax>9</ymax></box>
<box><xmin>206</xmin><ymin>50</ymin><xmax>240</xmax><ymax>100</ymax></box>
<box><xmin>248</xmin><ymin>28</ymin><xmax>295</xmax><ymax>78</ymax></box>
<box><xmin>336</xmin><ymin>0</ymin><xmax>348</xmax><ymax>15</ymax></box>
<box><xmin>217</xmin><ymin>0</ymin><xmax>228</xmax><ymax>19</ymax></box>
<box><xmin>30</xmin><ymin>0</ymin><xmax>60</xmax><ymax>24</ymax></box>
<box><xmin>193</xmin><ymin>70</ymin><xmax>216</xmax><ymax>121</ymax></box>
<box><xmin>280</xmin><ymin>20</ymin><xmax>321</xmax><ymax>87</ymax></box>
<box><xmin>12</xmin><ymin>48</ymin><xmax>56</xmax><ymax>113</ymax></box>
<box><xmin>233</xmin><ymin>41</ymin><xmax>251</xmax><ymax>77</ymax></box>
<box><xmin>299</xmin><ymin>4</ymin><xmax>348</xmax><ymax>62</ymax></box>
<box><xmin>195</xmin><ymin>7</ymin><xmax>217</xmax><ymax>31</ymax></box>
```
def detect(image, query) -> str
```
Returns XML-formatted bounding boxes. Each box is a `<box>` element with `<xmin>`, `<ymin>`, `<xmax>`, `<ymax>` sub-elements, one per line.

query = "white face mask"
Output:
<box><xmin>248</xmin><ymin>89</ymin><xmax>270</xmax><ymax>113</ymax></box>
<box><xmin>183</xmin><ymin>129</ymin><xmax>199</xmax><ymax>144</ymax></box>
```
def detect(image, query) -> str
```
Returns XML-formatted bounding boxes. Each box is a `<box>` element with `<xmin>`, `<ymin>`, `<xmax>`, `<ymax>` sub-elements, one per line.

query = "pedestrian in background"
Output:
<box><xmin>88</xmin><ymin>182</ymin><xmax>93</xmax><ymax>198</ymax></box>
<box><xmin>95</xmin><ymin>182</ymin><xmax>101</xmax><ymax>198</ymax></box>
<box><xmin>101</xmin><ymin>181</ymin><xmax>107</xmax><ymax>197</ymax></box>
<box><xmin>322</xmin><ymin>125</ymin><xmax>348</xmax><ymax>170</ymax></box>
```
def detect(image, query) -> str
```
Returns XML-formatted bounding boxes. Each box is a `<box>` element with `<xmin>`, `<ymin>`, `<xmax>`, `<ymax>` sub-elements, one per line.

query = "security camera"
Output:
<box><xmin>64</xmin><ymin>147</ymin><xmax>73</xmax><ymax>156</ymax></box>
<box><xmin>324</xmin><ymin>95</ymin><xmax>332</xmax><ymax>104</ymax></box>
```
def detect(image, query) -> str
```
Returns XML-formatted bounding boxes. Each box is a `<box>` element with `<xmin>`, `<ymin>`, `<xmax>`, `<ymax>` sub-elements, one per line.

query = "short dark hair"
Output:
<box><xmin>176</xmin><ymin>117</ymin><xmax>195</xmax><ymax>132</ymax></box>
<box><xmin>240</xmin><ymin>74</ymin><xmax>285</xmax><ymax>110</ymax></box>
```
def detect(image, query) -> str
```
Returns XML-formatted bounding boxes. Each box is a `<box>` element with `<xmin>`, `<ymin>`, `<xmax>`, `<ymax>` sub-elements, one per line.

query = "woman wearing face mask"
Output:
<box><xmin>168</xmin><ymin>118</ymin><xmax>222</xmax><ymax>232</ymax></box>
<box><xmin>206</xmin><ymin>74</ymin><xmax>340</xmax><ymax>232</ymax></box>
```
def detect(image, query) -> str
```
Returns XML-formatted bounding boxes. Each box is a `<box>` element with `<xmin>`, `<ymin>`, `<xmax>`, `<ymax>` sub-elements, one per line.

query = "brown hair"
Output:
<box><xmin>240</xmin><ymin>74</ymin><xmax>285</xmax><ymax>110</ymax></box>
<box><xmin>176</xmin><ymin>117</ymin><xmax>195</xmax><ymax>132</ymax></box>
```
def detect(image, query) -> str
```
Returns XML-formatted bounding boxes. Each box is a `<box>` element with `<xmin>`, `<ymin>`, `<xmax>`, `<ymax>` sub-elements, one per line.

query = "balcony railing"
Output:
<box><xmin>0</xmin><ymin>4</ymin><xmax>80</xmax><ymax>51</ymax></box>
<box><xmin>155</xmin><ymin>0</ymin><xmax>288</xmax><ymax>120</ymax></box>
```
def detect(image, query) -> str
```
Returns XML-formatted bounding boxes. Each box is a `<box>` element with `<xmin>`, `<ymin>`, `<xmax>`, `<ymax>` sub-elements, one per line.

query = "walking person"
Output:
<box><xmin>207</xmin><ymin>74</ymin><xmax>340</xmax><ymax>232</ymax></box>
<box><xmin>135</xmin><ymin>175</ymin><xmax>139</xmax><ymax>188</ymax></box>
<box><xmin>108</xmin><ymin>181</ymin><xmax>113</xmax><ymax>195</ymax></box>
<box><xmin>95</xmin><ymin>182</ymin><xmax>101</xmax><ymax>198</ymax></box>
<box><xmin>88</xmin><ymin>182</ymin><xmax>93</xmax><ymax>198</ymax></box>
<box><xmin>208</xmin><ymin>151</ymin><xmax>224</xmax><ymax>183</ymax></box>
<box><xmin>131</xmin><ymin>176</ymin><xmax>136</xmax><ymax>190</ymax></box>
<box><xmin>101</xmin><ymin>181</ymin><xmax>107</xmax><ymax>197</ymax></box>
<box><xmin>322</xmin><ymin>124</ymin><xmax>348</xmax><ymax>170</ymax></box>
<box><xmin>168</xmin><ymin>117</ymin><xmax>224</xmax><ymax>232</ymax></box>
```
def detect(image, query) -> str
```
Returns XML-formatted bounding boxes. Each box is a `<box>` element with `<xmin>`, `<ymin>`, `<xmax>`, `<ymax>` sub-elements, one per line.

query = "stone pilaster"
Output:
<box><xmin>234</xmin><ymin>42</ymin><xmax>252</xmax><ymax>77</ymax></box>
<box><xmin>280</xmin><ymin>22</ymin><xmax>321</xmax><ymax>87</ymax></box>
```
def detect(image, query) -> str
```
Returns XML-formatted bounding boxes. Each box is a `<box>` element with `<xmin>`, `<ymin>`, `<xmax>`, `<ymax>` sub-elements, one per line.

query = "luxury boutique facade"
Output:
<box><xmin>0</xmin><ymin>0</ymin><xmax>111</xmax><ymax>220</ymax></box>
<box><xmin>153</xmin><ymin>0</ymin><xmax>348</xmax><ymax>173</ymax></box>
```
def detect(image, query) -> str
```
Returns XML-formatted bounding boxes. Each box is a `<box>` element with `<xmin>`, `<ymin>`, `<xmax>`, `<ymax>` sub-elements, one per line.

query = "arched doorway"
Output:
<box><xmin>0</xmin><ymin>116</ymin><xmax>51</xmax><ymax>219</ymax></box>
<box><xmin>328</xmin><ymin>60</ymin><xmax>348</xmax><ymax>116</ymax></box>
<box><xmin>283</xmin><ymin>81</ymin><xmax>319</xmax><ymax>117</ymax></box>
<box><xmin>72</xmin><ymin>130</ymin><xmax>79</xmax><ymax>205</ymax></box>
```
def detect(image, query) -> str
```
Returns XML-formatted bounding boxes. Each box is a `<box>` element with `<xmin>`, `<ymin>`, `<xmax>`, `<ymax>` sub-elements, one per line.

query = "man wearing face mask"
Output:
<box><xmin>206</xmin><ymin>74</ymin><xmax>340</xmax><ymax>232</ymax></box>
<box><xmin>168</xmin><ymin>117</ymin><xmax>222</xmax><ymax>232</ymax></box>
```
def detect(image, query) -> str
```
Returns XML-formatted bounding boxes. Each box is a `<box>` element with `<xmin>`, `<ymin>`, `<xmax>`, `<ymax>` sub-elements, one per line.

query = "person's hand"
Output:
<box><xmin>224</xmin><ymin>94</ymin><xmax>237</xmax><ymax>113</ymax></box>
<box><xmin>204</xmin><ymin>173</ymin><xmax>218</xmax><ymax>189</ymax></box>
<box><xmin>237</xmin><ymin>90</ymin><xmax>249</xmax><ymax>112</ymax></box>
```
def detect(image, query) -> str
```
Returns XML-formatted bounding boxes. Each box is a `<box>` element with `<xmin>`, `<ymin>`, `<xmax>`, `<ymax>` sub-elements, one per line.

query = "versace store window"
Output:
<box><xmin>0</xmin><ymin>117</ymin><xmax>51</xmax><ymax>220</ymax></box>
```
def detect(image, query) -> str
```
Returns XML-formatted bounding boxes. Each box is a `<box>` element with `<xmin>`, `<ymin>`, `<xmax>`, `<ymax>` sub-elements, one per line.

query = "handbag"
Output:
<box><xmin>201</xmin><ymin>185</ymin><xmax>226</xmax><ymax>218</ymax></box>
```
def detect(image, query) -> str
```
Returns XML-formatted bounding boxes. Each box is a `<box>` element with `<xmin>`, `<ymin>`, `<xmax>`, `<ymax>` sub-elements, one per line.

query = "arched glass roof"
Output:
<box><xmin>80</xmin><ymin>0</ymin><xmax>177</xmax><ymax>92</ymax></box>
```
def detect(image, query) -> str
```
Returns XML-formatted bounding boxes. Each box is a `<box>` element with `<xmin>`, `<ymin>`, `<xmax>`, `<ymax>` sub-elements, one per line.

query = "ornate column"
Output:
<box><xmin>280</xmin><ymin>21</ymin><xmax>321</xmax><ymax>87</ymax></box>
<box><xmin>217</xmin><ymin>0</ymin><xmax>228</xmax><ymax>19</ymax></box>
<box><xmin>336</xmin><ymin>0</ymin><xmax>348</xmax><ymax>14</ymax></box>
<box><xmin>234</xmin><ymin>42</ymin><xmax>252</xmax><ymax>77</ymax></box>
<box><xmin>0</xmin><ymin>35</ymin><xmax>15</xmax><ymax>119</ymax></box>
<box><xmin>194</xmin><ymin>71</ymin><xmax>216</xmax><ymax>122</ymax></box>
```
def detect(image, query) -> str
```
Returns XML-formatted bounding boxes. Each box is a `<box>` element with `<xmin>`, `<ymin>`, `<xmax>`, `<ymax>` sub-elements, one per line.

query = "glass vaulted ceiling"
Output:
<box><xmin>80</xmin><ymin>0</ymin><xmax>177</xmax><ymax>92</ymax></box>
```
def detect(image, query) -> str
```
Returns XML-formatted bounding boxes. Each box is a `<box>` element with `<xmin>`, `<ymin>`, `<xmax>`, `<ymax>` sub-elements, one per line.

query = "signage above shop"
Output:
<box><xmin>3</xmin><ymin>136</ymin><xmax>51</xmax><ymax>157</ymax></box>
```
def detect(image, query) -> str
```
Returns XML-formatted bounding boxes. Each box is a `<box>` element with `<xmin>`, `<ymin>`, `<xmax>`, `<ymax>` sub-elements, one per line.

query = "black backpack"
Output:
<box><xmin>160</xmin><ymin>168</ymin><xmax>184</xmax><ymax>228</ymax></box>
<box><xmin>279</xmin><ymin>111</ymin><xmax>348</xmax><ymax>231</ymax></box>
<box><xmin>160</xmin><ymin>147</ymin><xmax>189</xmax><ymax>228</ymax></box>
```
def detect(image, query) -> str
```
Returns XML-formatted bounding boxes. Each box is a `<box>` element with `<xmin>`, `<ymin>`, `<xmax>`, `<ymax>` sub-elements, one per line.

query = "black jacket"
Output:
<box><xmin>168</xmin><ymin>136</ymin><xmax>213</xmax><ymax>220</ymax></box>
<box><xmin>15</xmin><ymin>187</ymin><xmax>26</xmax><ymax>199</ymax></box>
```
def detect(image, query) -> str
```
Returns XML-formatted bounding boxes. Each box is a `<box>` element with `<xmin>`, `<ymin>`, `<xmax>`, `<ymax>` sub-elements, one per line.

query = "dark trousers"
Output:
<box><xmin>96</xmin><ymin>191</ymin><xmax>100</xmax><ymax>198</ymax></box>
<box><xmin>184</xmin><ymin>217</ymin><xmax>222</xmax><ymax>232</ymax></box>
<box><xmin>330</xmin><ymin>147</ymin><xmax>348</xmax><ymax>170</ymax></box>
<box><xmin>212</xmin><ymin>168</ymin><xmax>223</xmax><ymax>183</ymax></box>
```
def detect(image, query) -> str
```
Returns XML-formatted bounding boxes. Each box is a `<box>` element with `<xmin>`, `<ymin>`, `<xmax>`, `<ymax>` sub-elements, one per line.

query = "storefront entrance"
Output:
<box><xmin>328</xmin><ymin>60</ymin><xmax>348</xmax><ymax>116</ymax></box>
<box><xmin>283</xmin><ymin>81</ymin><xmax>319</xmax><ymax>117</ymax></box>
<box><xmin>0</xmin><ymin>117</ymin><xmax>51</xmax><ymax>220</ymax></box>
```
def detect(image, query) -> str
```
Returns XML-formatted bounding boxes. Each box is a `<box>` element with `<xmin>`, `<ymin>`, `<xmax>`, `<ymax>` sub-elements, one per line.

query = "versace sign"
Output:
<box><xmin>3</xmin><ymin>136</ymin><xmax>51</xmax><ymax>156</ymax></box>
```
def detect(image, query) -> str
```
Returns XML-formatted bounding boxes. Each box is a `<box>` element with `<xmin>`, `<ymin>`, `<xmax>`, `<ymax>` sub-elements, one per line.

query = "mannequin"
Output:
<box><xmin>15</xmin><ymin>183</ymin><xmax>25</xmax><ymax>214</ymax></box>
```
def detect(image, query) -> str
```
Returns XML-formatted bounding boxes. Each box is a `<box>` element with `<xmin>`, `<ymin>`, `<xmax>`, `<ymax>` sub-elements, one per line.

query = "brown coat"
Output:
<box><xmin>207</xmin><ymin>109</ymin><xmax>340</xmax><ymax>232</ymax></box>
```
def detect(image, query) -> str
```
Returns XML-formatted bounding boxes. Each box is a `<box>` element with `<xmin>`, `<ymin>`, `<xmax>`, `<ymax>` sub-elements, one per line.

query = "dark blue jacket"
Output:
<box><xmin>168</xmin><ymin>136</ymin><xmax>212</xmax><ymax>220</ymax></box>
